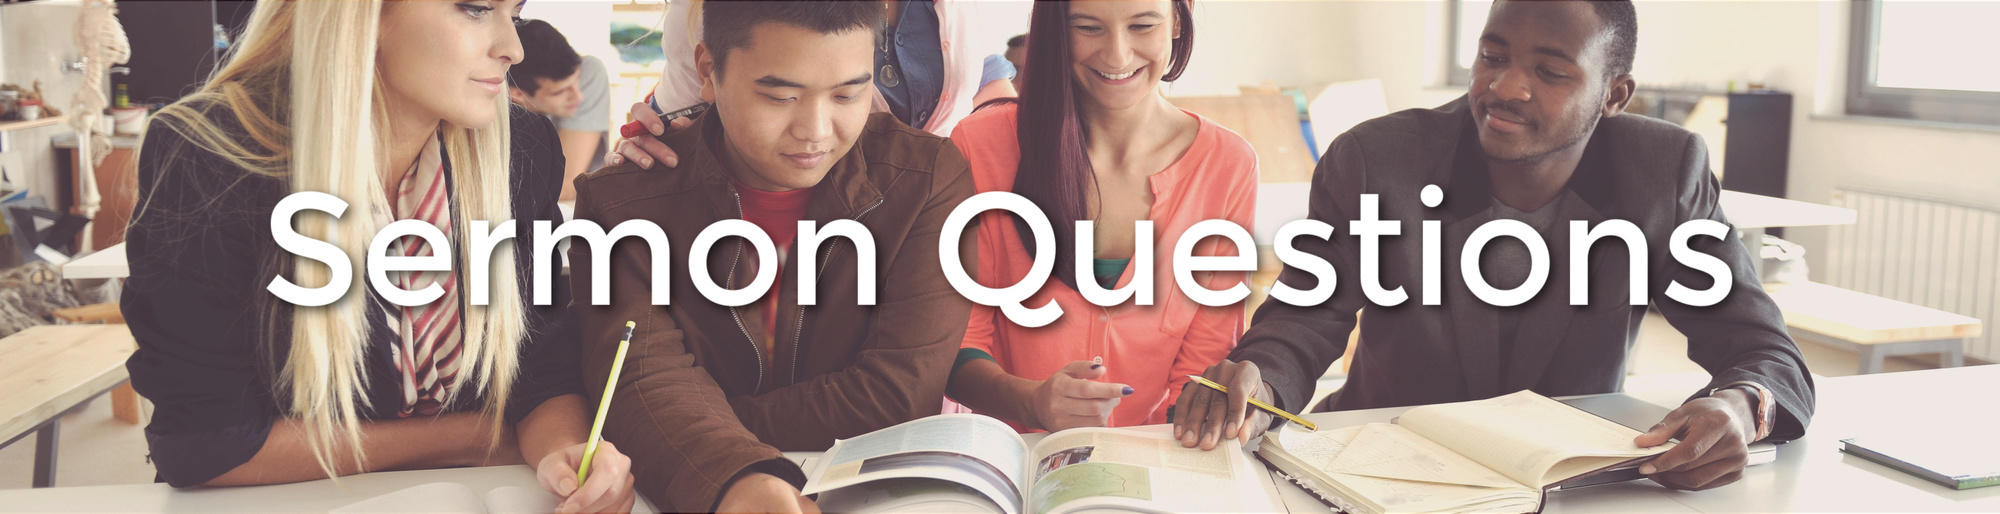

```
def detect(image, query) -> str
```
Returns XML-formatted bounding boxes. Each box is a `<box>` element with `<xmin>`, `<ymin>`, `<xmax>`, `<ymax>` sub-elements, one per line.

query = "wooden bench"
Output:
<box><xmin>1764</xmin><ymin>281</ymin><xmax>1983</xmax><ymax>374</ymax></box>
<box><xmin>50</xmin><ymin>302</ymin><xmax>145</xmax><ymax>425</ymax></box>
<box><xmin>0</xmin><ymin>325</ymin><xmax>137</xmax><ymax>487</ymax></box>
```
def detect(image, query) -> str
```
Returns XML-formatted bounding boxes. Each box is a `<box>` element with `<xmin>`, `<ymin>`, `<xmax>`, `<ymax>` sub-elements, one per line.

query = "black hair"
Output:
<box><xmin>1006</xmin><ymin>34</ymin><xmax>1027</xmax><ymax>50</ymax></box>
<box><xmin>508</xmin><ymin>19</ymin><xmax>582</xmax><ymax>95</ymax></box>
<box><xmin>1588</xmin><ymin>0</ymin><xmax>1637</xmax><ymax>79</ymax></box>
<box><xmin>702</xmin><ymin>0</ymin><xmax>887</xmax><ymax>76</ymax></box>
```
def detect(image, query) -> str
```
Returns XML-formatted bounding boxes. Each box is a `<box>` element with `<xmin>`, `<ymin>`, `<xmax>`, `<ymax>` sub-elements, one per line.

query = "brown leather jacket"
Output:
<box><xmin>569</xmin><ymin>111</ymin><xmax>974</xmax><ymax>511</ymax></box>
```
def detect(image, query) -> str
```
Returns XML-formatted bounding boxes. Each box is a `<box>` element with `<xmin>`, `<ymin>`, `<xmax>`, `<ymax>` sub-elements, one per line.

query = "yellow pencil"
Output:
<box><xmin>578</xmin><ymin>321</ymin><xmax>635</xmax><ymax>484</ymax></box>
<box><xmin>1186</xmin><ymin>375</ymin><xmax>1318</xmax><ymax>431</ymax></box>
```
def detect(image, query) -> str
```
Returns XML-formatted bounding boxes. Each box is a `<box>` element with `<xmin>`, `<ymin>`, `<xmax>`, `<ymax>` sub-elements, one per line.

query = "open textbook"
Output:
<box><xmin>330</xmin><ymin>483</ymin><xmax>559</xmax><ymax>514</ymax></box>
<box><xmin>1256</xmin><ymin>390</ymin><xmax>1676</xmax><ymax>514</ymax></box>
<box><xmin>801</xmin><ymin>414</ymin><xmax>1278</xmax><ymax>514</ymax></box>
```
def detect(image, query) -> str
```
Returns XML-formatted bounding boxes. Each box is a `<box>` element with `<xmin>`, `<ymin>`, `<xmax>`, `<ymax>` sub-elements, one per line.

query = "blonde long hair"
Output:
<box><xmin>145</xmin><ymin>0</ymin><xmax>527</xmax><ymax>479</ymax></box>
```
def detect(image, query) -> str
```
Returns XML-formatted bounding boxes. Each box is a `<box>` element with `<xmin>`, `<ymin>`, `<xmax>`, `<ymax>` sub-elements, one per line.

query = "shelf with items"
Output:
<box><xmin>0</xmin><ymin>116</ymin><xmax>69</xmax><ymax>134</ymax></box>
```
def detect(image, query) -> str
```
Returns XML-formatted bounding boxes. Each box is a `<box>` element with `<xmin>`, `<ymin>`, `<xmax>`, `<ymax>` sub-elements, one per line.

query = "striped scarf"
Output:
<box><xmin>386</xmin><ymin>149</ymin><xmax>463</xmax><ymax>418</ymax></box>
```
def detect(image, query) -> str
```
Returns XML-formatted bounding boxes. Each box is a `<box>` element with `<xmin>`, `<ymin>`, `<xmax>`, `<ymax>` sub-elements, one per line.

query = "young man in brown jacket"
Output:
<box><xmin>566</xmin><ymin>2</ymin><xmax>974</xmax><ymax>511</ymax></box>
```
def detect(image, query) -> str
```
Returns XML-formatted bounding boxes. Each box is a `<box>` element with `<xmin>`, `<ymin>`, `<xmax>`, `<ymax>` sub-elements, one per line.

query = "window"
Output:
<box><xmin>1847</xmin><ymin>0</ymin><xmax>2000</xmax><ymax>125</ymax></box>
<box><xmin>1444</xmin><ymin>0</ymin><xmax>1492</xmax><ymax>87</ymax></box>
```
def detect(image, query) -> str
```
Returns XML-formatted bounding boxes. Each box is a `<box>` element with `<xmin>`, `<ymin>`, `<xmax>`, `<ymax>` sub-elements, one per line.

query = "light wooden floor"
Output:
<box><xmin>0</xmin><ymin>311</ymin><xmax>1963</xmax><ymax>491</ymax></box>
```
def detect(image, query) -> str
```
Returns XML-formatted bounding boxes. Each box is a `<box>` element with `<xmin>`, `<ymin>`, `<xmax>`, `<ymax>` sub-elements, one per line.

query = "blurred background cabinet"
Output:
<box><xmin>52</xmin><ymin>134</ymin><xmax>136</xmax><ymax>253</ymax></box>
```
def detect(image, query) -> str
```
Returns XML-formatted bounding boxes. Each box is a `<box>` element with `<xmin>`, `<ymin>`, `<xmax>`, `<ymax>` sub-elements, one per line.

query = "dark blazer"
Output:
<box><xmin>1235</xmin><ymin>97</ymin><xmax>1815</xmax><ymax>441</ymax></box>
<box><xmin>122</xmin><ymin>105</ymin><xmax>584</xmax><ymax>487</ymax></box>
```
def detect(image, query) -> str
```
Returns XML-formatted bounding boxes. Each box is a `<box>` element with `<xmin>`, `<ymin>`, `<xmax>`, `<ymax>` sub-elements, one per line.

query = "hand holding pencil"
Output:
<box><xmin>536</xmin><ymin>441</ymin><xmax>634</xmax><ymax>514</ymax></box>
<box><xmin>533</xmin><ymin>321</ymin><xmax>639</xmax><ymax>514</ymax></box>
<box><xmin>1172</xmin><ymin>359</ymin><xmax>1294</xmax><ymax>451</ymax></box>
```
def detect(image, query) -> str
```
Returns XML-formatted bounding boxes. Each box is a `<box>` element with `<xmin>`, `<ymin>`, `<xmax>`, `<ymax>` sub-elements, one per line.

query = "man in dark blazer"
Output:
<box><xmin>1172</xmin><ymin>0</ymin><xmax>1814</xmax><ymax>492</ymax></box>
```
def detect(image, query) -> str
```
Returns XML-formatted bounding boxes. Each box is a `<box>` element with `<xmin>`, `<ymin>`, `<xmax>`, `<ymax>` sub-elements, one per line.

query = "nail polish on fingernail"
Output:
<box><xmin>1090</xmin><ymin>363</ymin><xmax>1102</xmax><ymax>370</ymax></box>
<box><xmin>1121</xmin><ymin>386</ymin><xmax>1134</xmax><ymax>396</ymax></box>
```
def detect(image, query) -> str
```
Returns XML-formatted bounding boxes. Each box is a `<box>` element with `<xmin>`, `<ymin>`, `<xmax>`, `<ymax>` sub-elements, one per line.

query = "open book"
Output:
<box><xmin>802</xmin><ymin>414</ymin><xmax>1278</xmax><ymax>514</ymax></box>
<box><xmin>1256</xmin><ymin>391</ymin><xmax>1675</xmax><ymax>513</ymax></box>
<box><xmin>330</xmin><ymin>483</ymin><xmax>558</xmax><ymax>514</ymax></box>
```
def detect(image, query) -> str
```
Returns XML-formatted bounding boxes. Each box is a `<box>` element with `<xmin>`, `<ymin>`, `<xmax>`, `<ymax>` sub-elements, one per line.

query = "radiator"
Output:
<box><xmin>1823</xmin><ymin>188</ymin><xmax>2000</xmax><ymax>362</ymax></box>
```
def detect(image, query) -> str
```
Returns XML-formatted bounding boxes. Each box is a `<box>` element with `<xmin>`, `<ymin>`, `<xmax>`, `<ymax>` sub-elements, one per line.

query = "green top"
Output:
<box><xmin>1094</xmin><ymin>258</ymin><xmax>1132</xmax><ymax>288</ymax></box>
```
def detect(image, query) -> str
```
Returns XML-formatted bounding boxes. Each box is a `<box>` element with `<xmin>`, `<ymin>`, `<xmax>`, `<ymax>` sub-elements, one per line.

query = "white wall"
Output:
<box><xmin>1172</xmin><ymin>1</ymin><xmax>1359</xmax><ymax>97</ymax></box>
<box><xmin>962</xmin><ymin>1</ymin><xmax>1034</xmax><ymax>68</ymax></box>
<box><xmin>1320</xmin><ymin>0</ymin><xmax>2000</xmax><ymax>281</ymax></box>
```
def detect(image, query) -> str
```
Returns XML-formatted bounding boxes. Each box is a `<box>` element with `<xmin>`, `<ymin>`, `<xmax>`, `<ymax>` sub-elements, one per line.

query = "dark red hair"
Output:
<box><xmin>1014</xmin><ymin>0</ymin><xmax>1194</xmax><ymax>289</ymax></box>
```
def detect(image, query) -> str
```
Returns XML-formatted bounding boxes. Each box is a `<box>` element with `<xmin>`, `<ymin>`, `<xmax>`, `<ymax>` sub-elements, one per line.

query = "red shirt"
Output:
<box><xmin>732</xmin><ymin>181</ymin><xmax>814</xmax><ymax>365</ymax></box>
<box><xmin>734</xmin><ymin>181</ymin><xmax>814</xmax><ymax>247</ymax></box>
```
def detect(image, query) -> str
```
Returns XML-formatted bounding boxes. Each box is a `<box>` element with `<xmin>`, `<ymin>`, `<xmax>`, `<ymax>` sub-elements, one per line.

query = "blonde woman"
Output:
<box><xmin>123</xmin><ymin>1</ymin><xmax>633</xmax><ymax>511</ymax></box>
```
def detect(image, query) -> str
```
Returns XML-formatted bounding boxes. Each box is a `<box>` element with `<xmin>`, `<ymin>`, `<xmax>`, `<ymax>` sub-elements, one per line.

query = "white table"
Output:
<box><xmin>771</xmin><ymin>366</ymin><xmax>2000</xmax><ymax>513</ymax></box>
<box><xmin>784</xmin><ymin>366</ymin><xmax>1999</xmax><ymax>514</ymax></box>
<box><xmin>1716</xmin><ymin>190</ymin><xmax>1856</xmax><ymax>279</ymax></box>
<box><xmin>59</xmin><ymin>242</ymin><xmax>127</xmax><ymax>280</ymax></box>
<box><xmin>0</xmin><ymin>464</ymin><xmax>660</xmax><ymax>513</ymax></box>
<box><xmin>3</xmin><ymin>366</ymin><xmax>1994</xmax><ymax>512</ymax></box>
<box><xmin>1280</xmin><ymin>365</ymin><xmax>2000</xmax><ymax>513</ymax></box>
<box><xmin>1716</xmin><ymin>190</ymin><xmax>1858</xmax><ymax>231</ymax></box>
<box><xmin>783</xmin><ymin>425</ymin><xmax>1293</xmax><ymax>513</ymax></box>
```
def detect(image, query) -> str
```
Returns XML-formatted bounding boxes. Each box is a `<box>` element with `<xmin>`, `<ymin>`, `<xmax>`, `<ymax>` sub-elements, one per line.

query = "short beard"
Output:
<box><xmin>1487</xmin><ymin>112</ymin><xmax>1599</xmax><ymax>166</ymax></box>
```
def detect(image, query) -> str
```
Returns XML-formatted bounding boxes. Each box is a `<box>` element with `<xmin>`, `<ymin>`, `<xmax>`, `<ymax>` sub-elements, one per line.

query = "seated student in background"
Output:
<box><xmin>945</xmin><ymin>0</ymin><xmax>1257</xmax><ymax>433</ymax></box>
<box><xmin>604</xmin><ymin>0</ymin><xmax>1018</xmax><ymax>170</ymax></box>
<box><xmin>123</xmin><ymin>1</ymin><xmax>633</xmax><ymax>511</ymax></box>
<box><xmin>1173</xmin><ymin>0</ymin><xmax>1815</xmax><ymax>492</ymax></box>
<box><xmin>567</xmin><ymin>1</ymin><xmax>974</xmax><ymax>511</ymax></box>
<box><xmin>507</xmin><ymin>19</ymin><xmax>611</xmax><ymax>202</ymax></box>
<box><xmin>1003</xmin><ymin>33</ymin><xmax>1027</xmax><ymax>92</ymax></box>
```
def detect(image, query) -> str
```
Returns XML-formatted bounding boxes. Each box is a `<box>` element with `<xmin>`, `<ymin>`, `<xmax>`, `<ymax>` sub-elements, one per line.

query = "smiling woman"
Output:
<box><xmin>121</xmin><ymin>0</ymin><xmax>633</xmax><ymax>511</ymax></box>
<box><xmin>942</xmin><ymin>0</ymin><xmax>1261</xmax><ymax>439</ymax></box>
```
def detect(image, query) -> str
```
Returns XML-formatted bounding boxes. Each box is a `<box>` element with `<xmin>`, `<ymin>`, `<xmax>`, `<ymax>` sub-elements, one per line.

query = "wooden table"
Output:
<box><xmin>0</xmin><ymin>325</ymin><xmax>136</xmax><ymax>488</ymax></box>
<box><xmin>1765</xmin><ymin>281</ymin><xmax>1983</xmax><ymax>374</ymax></box>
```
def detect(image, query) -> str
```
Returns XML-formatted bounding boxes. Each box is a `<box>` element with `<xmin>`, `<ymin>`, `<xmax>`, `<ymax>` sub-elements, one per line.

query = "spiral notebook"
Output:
<box><xmin>1841</xmin><ymin>438</ymin><xmax>2000</xmax><ymax>490</ymax></box>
